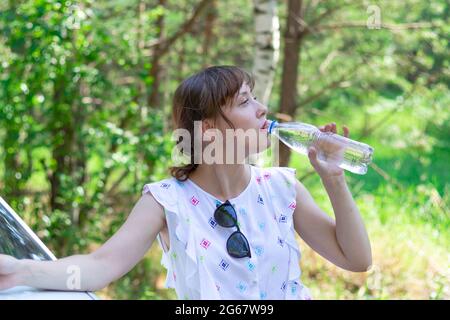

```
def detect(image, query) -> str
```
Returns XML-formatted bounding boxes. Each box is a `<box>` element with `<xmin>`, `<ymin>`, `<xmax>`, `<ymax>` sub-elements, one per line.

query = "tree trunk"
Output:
<box><xmin>49</xmin><ymin>76</ymin><xmax>75</xmax><ymax>214</ymax></box>
<box><xmin>252</xmin><ymin>0</ymin><xmax>280</xmax><ymax>106</ymax></box>
<box><xmin>202</xmin><ymin>0</ymin><xmax>217</xmax><ymax>67</ymax></box>
<box><xmin>3</xmin><ymin>128</ymin><xmax>20</xmax><ymax>199</ymax></box>
<box><xmin>147</xmin><ymin>0</ymin><xmax>167</xmax><ymax>109</ymax></box>
<box><xmin>278</xmin><ymin>0</ymin><xmax>303</xmax><ymax>166</ymax></box>
<box><xmin>202</xmin><ymin>0</ymin><xmax>217</xmax><ymax>68</ymax></box>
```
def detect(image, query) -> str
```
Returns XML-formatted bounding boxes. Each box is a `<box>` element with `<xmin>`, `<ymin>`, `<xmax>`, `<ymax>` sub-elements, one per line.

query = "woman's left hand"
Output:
<box><xmin>307</xmin><ymin>122</ymin><xmax>350</xmax><ymax>180</ymax></box>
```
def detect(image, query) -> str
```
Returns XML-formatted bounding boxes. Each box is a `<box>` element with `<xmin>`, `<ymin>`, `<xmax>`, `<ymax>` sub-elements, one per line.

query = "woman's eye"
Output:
<box><xmin>240</xmin><ymin>96</ymin><xmax>257</xmax><ymax>106</ymax></box>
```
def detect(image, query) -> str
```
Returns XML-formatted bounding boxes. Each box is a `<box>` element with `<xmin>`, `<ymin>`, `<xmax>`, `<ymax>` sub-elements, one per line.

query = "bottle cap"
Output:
<box><xmin>268</xmin><ymin>120</ymin><xmax>278</xmax><ymax>134</ymax></box>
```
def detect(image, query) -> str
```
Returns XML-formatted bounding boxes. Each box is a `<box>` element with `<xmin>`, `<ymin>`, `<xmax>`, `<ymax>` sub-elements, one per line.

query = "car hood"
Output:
<box><xmin>0</xmin><ymin>286</ymin><xmax>97</xmax><ymax>300</ymax></box>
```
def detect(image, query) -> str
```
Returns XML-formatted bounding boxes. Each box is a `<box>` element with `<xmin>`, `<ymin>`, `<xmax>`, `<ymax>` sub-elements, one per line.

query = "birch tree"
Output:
<box><xmin>252</xmin><ymin>0</ymin><xmax>280</xmax><ymax>106</ymax></box>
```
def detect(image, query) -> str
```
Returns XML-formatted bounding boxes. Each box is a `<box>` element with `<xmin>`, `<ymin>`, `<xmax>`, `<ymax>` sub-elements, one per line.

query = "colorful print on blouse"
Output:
<box><xmin>142</xmin><ymin>165</ymin><xmax>312</xmax><ymax>300</ymax></box>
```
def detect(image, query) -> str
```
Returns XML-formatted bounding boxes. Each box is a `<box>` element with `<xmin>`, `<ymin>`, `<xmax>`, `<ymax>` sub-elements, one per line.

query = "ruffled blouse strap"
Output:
<box><xmin>142</xmin><ymin>179</ymin><xmax>201</xmax><ymax>298</ymax></box>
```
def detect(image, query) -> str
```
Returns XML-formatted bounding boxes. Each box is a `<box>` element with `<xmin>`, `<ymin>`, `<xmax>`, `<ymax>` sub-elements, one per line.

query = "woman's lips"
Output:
<box><xmin>260</xmin><ymin>120</ymin><xmax>268</xmax><ymax>130</ymax></box>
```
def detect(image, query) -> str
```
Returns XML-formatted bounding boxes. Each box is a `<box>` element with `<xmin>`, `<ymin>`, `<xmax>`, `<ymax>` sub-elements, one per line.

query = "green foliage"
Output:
<box><xmin>0</xmin><ymin>0</ymin><xmax>172</xmax><ymax>256</ymax></box>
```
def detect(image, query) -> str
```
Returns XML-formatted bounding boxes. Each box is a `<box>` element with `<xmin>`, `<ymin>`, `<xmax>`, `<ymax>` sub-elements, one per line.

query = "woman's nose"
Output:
<box><xmin>257</xmin><ymin>101</ymin><xmax>268</xmax><ymax>117</ymax></box>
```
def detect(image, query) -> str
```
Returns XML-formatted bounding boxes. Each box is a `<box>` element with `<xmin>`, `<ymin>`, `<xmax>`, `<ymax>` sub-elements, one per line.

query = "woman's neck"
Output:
<box><xmin>188</xmin><ymin>163</ymin><xmax>251</xmax><ymax>202</ymax></box>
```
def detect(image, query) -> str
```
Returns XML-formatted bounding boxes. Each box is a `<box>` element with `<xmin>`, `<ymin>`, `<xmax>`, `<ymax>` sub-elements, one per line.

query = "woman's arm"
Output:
<box><xmin>293</xmin><ymin>177</ymin><xmax>372</xmax><ymax>272</ymax></box>
<box><xmin>0</xmin><ymin>192</ymin><xmax>165</xmax><ymax>292</ymax></box>
<box><xmin>293</xmin><ymin>122</ymin><xmax>372</xmax><ymax>272</ymax></box>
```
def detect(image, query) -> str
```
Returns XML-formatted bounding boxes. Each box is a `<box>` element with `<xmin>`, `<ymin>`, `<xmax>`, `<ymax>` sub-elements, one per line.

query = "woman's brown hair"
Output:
<box><xmin>169</xmin><ymin>65</ymin><xmax>255</xmax><ymax>181</ymax></box>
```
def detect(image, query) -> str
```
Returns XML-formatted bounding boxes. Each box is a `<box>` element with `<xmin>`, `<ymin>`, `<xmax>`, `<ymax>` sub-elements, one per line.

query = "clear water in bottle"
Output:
<box><xmin>268</xmin><ymin>121</ymin><xmax>374</xmax><ymax>175</ymax></box>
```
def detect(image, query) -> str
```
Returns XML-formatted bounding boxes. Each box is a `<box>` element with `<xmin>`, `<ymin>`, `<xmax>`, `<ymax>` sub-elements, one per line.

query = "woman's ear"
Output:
<box><xmin>202</xmin><ymin>119</ymin><xmax>215</xmax><ymax>141</ymax></box>
<box><xmin>202</xmin><ymin>119</ymin><xmax>214</xmax><ymax>133</ymax></box>
<box><xmin>203</xmin><ymin>118</ymin><xmax>223</xmax><ymax>143</ymax></box>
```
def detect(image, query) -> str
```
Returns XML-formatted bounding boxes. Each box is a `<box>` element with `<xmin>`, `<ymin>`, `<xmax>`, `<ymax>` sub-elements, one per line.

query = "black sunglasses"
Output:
<box><xmin>214</xmin><ymin>200</ymin><xmax>251</xmax><ymax>258</ymax></box>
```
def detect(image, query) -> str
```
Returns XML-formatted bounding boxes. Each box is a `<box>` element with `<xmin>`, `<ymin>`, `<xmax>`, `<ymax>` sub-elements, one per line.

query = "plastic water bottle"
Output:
<box><xmin>268</xmin><ymin>120</ymin><xmax>374</xmax><ymax>174</ymax></box>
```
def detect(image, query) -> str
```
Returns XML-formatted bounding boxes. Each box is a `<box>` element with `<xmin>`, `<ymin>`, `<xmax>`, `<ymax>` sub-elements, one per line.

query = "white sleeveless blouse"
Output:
<box><xmin>142</xmin><ymin>165</ymin><xmax>312</xmax><ymax>300</ymax></box>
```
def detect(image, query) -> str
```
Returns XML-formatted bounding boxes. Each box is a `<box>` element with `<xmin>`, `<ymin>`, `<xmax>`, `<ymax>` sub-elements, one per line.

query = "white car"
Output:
<box><xmin>0</xmin><ymin>196</ymin><xmax>98</xmax><ymax>300</ymax></box>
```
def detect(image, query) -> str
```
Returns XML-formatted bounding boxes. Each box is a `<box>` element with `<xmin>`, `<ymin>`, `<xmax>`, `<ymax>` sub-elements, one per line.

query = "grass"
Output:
<box><xmin>298</xmin><ymin>219</ymin><xmax>449</xmax><ymax>299</ymax></box>
<box><xmin>292</xmin><ymin>176</ymin><xmax>449</xmax><ymax>300</ymax></box>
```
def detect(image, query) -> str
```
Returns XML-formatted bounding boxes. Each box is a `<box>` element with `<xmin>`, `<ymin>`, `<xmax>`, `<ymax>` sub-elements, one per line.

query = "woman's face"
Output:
<box><xmin>203</xmin><ymin>83</ymin><xmax>271</xmax><ymax>163</ymax></box>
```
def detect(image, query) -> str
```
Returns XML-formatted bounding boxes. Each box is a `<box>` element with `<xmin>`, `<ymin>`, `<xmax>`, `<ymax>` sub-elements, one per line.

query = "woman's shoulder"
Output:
<box><xmin>142</xmin><ymin>175</ymin><xmax>188</xmax><ymax>200</ymax></box>
<box><xmin>142</xmin><ymin>175</ymin><xmax>186</xmax><ymax>192</ymax></box>
<box><xmin>141</xmin><ymin>176</ymin><xmax>187</xmax><ymax>214</ymax></box>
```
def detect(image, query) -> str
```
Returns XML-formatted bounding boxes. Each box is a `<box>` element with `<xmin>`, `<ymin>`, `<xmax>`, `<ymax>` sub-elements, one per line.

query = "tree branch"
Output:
<box><xmin>307</xmin><ymin>2</ymin><xmax>349</xmax><ymax>27</ymax></box>
<box><xmin>356</xmin><ymin>82</ymin><xmax>417</xmax><ymax>140</ymax></box>
<box><xmin>296</xmin><ymin>52</ymin><xmax>371</xmax><ymax>109</ymax></box>
<box><xmin>145</xmin><ymin>0</ymin><xmax>212</xmax><ymax>56</ymax></box>
<box><xmin>298</xmin><ymin>73</ymin><xmax>349</xmax><ymax>107</ymax></box>
<box><xmin>105</xmin><ymin>168</ymin><xmax>131</xmax><ymax>199</ymax></box>
<box><xmin>307</xmin><ymin>21</ymin><xmax>442</xmax><ymax>35</ymax></box>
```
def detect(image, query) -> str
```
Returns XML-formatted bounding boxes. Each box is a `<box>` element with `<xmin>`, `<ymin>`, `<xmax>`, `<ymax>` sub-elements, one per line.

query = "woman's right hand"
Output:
<box><xmin>0</xmin><ymin>254</ymin><xmax>21</xmax><ymax>291</ymax></box>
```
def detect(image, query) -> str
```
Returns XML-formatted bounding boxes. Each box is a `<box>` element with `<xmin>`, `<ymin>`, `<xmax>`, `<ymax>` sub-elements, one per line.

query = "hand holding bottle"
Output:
<box><xmin>307</xmin><ymin>122</ymin><xmax>349</xmax><ymax>179</ymax></box>
<box><xmin>268</xmin><ymin>120</ymin><xmax>373</xmax><ymax>175</ymax></box>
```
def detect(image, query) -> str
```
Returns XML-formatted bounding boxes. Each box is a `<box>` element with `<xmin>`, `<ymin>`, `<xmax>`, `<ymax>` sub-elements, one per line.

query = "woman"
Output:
<box><xmin>0</xmin><ymin>66</ymin><xmax>372</xmax><ymax>300</ymax></box>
